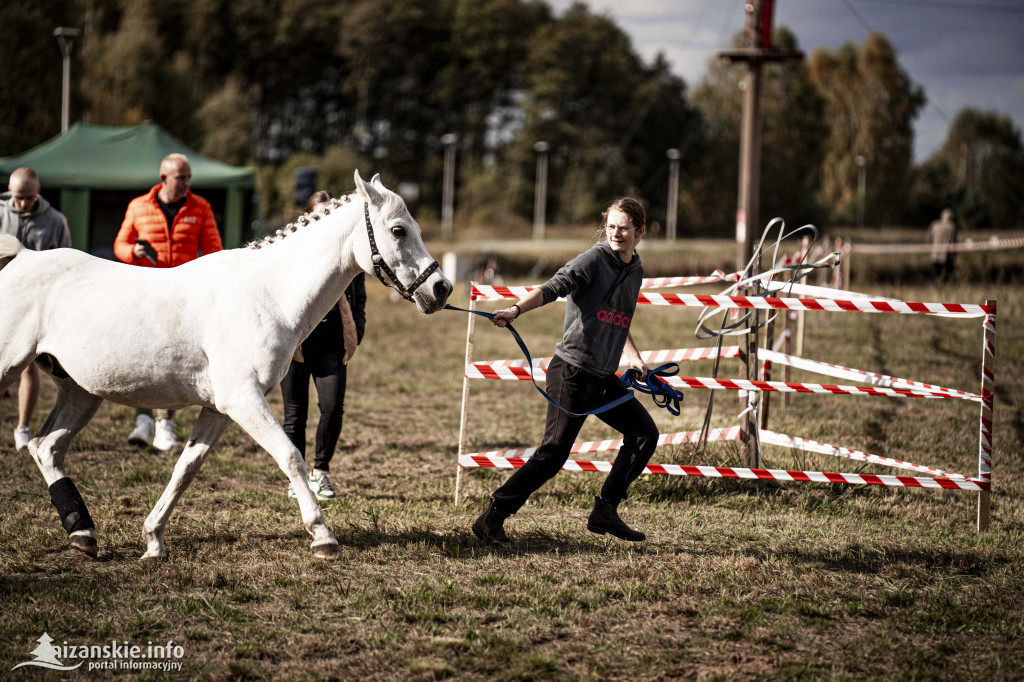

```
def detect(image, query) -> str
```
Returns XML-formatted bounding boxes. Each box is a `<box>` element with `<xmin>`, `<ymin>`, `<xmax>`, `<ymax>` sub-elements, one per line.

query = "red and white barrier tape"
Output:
<box><xmin>462</xmin><ymin>278</ymin><xmax>995</xmax><ymax>492</ymax></box>
<box><xmin>758</xmin><ymin>430</ymin><xmax>980</xmax><ymax>481</ymax></box>
<box><xmin>637</xmin><ymin>292</ymin><xmax>992</xmax><ymax>318</ymax></box>
<box><xmin>459</xmin><ymin>426</ymin><xmax>984</xmax><ymax>490</ymax></box>
<box><xmin>758</xmin><ymin>281</ymin><xmax>898</xmax><ymax>301</ymax></box>
<box><xmin>470</xmin><ymin>283</ymin><xmax>990</xmax><ymax>319</ymax></box>
<box><xmin>465</xmin><ymin>427</ymin><xmax>741</xmax><ymax>461</ymax></box>
<box><xmin>853</xmin><ymin>236</ymin><xmax>1024</xmax><ymax>255</ymax></box>
<box><xmin>459</xmin><ymin>454</ymin><xmax>988</xmax><ymax>491</ymax></box>
<box><xmin>640</xmin><ymin>271</ymin><xmax>742</xmax><ymax>288</ymax></box>
<box><xmin>756</xmin><ymin>348</ymin><xmax>980</xmax><ymax>401</ymax></box>
<box><xmin>470</xmin><ymin>271</ymin><xmax>745</xmax><ymax>301</ymax></box>
<box><xmin>659</xmin><ymin>375</ymin><xmax>968</xmax><ymax>400</ymax></box>
<box><xmin>466</xmin><ymin>346</ymin><xmax>741</xmax><ymax>379</ymax></box>
<box><xmin>471</xmin><ymin>284</ymin><xmax>539</xmax><ymax>301</ymax></box>
<box><xmin>467</xmin><ymin>360</ymin><xmax>975</xmax><ymax>401</ymax></box>
<box><xmin>978</xmin><ymin>313</ymin><xmax>996</xmax><ymax>479</ymax></box>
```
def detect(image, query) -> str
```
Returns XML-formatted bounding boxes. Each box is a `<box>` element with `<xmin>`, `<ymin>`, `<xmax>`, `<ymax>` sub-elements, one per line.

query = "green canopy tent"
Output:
<box><xmin>0</xmin><ymin>123</ymin><xmax>260</xmax><ymax>255</ymax></box>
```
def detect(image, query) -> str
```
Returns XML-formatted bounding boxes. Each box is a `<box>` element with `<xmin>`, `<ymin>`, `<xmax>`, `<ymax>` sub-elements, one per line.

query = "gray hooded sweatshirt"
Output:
<box><xmin>0</xmin><ymin>191</ymin><xmax>72</xmax><ymax>251</ymax></box>
<box><xmin>539</xmin><ymin>241</ymin><xmax>643</xmax><ymax>376</ymax></box>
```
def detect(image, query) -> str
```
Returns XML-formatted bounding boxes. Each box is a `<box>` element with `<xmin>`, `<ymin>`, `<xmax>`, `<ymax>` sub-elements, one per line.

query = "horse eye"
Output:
<box><xmin>391</xmin><ymin>225</ymin><xmax>407</xmax><ymax>238</ymax></box>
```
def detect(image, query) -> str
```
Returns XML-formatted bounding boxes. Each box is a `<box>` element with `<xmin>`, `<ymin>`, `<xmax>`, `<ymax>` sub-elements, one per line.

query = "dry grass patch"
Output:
<box><xmin>1</xmin><ymin>255</ymin><xmax>1022</xmax><ymax>680</ymax></box>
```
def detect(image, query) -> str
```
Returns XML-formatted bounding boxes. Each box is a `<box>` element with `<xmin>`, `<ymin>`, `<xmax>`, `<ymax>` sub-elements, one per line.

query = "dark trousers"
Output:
<box><xmin>281</xmin><ymin>314</ymin><xmax>347</xmax><ymax>472</ymax></box>
<box><xmin>491</xmin><ymin>354</ymin><xmax>659</xmax><ymax>514</ymax></box>
<box><xmin>933</xmin><ymin>258</ymin><xmax>955</xmax><ymax>282</ymax></box>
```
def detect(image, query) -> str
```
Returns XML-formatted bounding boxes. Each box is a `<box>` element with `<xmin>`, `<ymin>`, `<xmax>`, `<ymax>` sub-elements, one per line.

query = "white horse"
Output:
<box><xmin>0</xmin><ymin>171</ymin><xmax>451</xmax><ymax>561</ymax></box>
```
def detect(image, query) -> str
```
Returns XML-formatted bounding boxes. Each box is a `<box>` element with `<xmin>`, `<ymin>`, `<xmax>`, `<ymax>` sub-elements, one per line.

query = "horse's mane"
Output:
<box><xmin>246</xmin><ymin>194</ymin><xmax>351</xmax><ymax>250</ymax></box>
<box><xmin>246</xmin><ymin>185</ymin><xmax>405</xmax><ymax>251</ymax></box>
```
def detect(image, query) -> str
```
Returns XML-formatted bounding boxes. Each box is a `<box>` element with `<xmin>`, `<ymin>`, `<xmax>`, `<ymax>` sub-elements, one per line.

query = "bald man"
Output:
<box><xmin>113</xmin><ymin>153</ymin><xmax>223</xmax><ymax>451</ymax></box>
<box><xmin>0</xmin><ymin>167</ymin><xmax>72</xmax><ymax>452</ymax></box>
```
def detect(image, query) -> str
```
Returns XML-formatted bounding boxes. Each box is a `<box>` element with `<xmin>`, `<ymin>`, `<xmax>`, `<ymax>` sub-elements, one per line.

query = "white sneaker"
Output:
<box><xmin>308</xmin><ymin>469</ymin><xmax>336</xmax><ymax>500</ymax></box>
<box><xmin>14</xmin><ymin>425</ymin><xmax>31</xmax><ymax>452</ymax></box>
<box><xmin>152</xmin><ymin>419</ymin><xmax>178</xmax><ymax>452</ymax></box>
<box><xmin>128</xmin><ymin>414</ymin><xmax>155</xmax><ymax>447</ymax></box>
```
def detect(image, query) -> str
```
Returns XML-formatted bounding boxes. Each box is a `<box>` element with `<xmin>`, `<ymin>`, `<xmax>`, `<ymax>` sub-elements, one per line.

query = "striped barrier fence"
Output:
<box><xmin>852</xmin><ymin>236</ymin><xmax>1024</xmax><ymax>255</ymax></box>
<box><xmin>459</xmin><ymin>427</ymin><xmax>987</xmax><ymax>492</ymax></box>
<box><xmin>635</xmin><ymin>291</ymin><xmax>991</xmax><ymax>318</ymax></box>
<box><xmin>471</xmin><ymin>282</ymin><xmax>992</xmax><ymax>317</ymax></box>
<box><xmin>453</xmin><ymin>279</ymin><xmax>996</xmax><ymax>531</ymax></box>
<box><xmin>466</xmin><ymin>353</ymin><xmax>977</xmax><ymax>401</ymax></box>
<box><xmin>461</xmin><ymin>451</ymin><xmax>988</xmax><ymax>492</ymax></box>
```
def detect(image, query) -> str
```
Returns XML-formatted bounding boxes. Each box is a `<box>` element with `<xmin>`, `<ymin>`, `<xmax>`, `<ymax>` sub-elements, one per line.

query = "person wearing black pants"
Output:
<box><xmin>473</xmin><ymin>197</ymin><xmax>659</xmax><ymax>544</ymax></box>
<box><xmin>281</xmin><ymin>191</ymin><xmax>366</xmax><ymax>500</ymax></box>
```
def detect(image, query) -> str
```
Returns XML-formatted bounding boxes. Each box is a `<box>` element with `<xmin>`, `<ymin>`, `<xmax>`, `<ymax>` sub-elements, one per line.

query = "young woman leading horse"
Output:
<box><xmin>0</xmin><ymin>171</ymin><xmax>451</xmax><ymax>561</ymax></box>
<box><xmin>473</xmin><ymin>197</ymin><xmax>660</xmax><ymax>544</ymax></box>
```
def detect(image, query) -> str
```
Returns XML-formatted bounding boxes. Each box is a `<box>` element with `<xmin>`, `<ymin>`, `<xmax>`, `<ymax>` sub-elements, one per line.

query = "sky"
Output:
<box><xmin>546</xmin><ymin>0</ymin><xmax>1024</xmax><ymax>163</ymax></box>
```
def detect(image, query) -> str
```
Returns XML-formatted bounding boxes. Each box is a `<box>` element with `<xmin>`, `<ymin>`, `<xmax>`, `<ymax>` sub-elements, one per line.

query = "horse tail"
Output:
<box><xmin>0</xmin><ymin>233</ymin><xmax>23</xmax><ymax>271</ymax></box>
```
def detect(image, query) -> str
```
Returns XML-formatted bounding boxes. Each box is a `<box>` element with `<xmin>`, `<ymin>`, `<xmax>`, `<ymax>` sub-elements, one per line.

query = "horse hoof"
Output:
<box><xmin>139</xmin><ymin>554</ymin><xmax>168</xmax><ymax>564</ymax></box>
<box><xmin>311</xmin><ymin>543</ymin><xmax>339</xmax><ymax>560</ymax></box>
<box><xmin>69</xmin><ymin>536</ymin><xmax>98</xmax><ymax>559</ymax></box>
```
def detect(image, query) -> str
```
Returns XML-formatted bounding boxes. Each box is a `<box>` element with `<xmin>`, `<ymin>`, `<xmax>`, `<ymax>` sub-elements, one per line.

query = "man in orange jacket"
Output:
<box><xmin>114</xmin><ymin>153</ymin><xmax>223</xmax><ymax>451</ymax></box>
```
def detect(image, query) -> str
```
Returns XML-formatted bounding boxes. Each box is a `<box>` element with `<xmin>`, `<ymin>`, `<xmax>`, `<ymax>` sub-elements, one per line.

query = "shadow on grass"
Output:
<box><xmin>32</xmin><ymin>527</ymin><xmax>623</xmax><ymax>563</ymax></box>
<box><xmin>757</xmin><ymin>543</ymin><xmax>1010</xmax><ymax>577</ymax></box>
<box><xmin>335</xmin><ymin>525</ymin><xmax>632</xmax><ymax>558</ymax></box>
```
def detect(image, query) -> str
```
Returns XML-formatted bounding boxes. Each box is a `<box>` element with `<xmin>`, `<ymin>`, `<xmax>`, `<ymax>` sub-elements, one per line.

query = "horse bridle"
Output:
<box><xmin>363</xmin><ymin>202</ymin><xmax>440</xmax><ymax>301</ymax></box>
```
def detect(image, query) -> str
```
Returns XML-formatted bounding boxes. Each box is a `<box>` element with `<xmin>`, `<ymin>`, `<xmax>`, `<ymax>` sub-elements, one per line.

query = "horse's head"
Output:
<box><xmin>353</xmin><ymin>170</ymin><xmax>452</xmax><ymax>314</ymax></box>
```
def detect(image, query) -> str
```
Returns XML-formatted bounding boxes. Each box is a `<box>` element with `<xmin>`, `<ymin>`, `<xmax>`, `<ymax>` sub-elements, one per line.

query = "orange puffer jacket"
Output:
<box><xmin>113</xmin><ymin>185</ymin><xmax>223</xmax><ymax>267</ymax></box>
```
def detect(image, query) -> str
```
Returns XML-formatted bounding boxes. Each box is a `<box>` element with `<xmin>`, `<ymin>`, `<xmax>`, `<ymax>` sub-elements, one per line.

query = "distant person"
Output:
<box><xmin>928</xmin><ymin>208</ymin><xmax>957</xmax><ymax>283</ymax></box>
<box><xmin>0</xmin><ymin>168</ymin><xmax>72</xmax><ymax>452</ymax></box>
<box><xmin>472</xmin><ymin>197</ymin><xmax>659</xmax><ymax>545</ymax></box>
<box><xmin>113</xmin><ymin>153</ymin><xmax>223</xmax><ymax>451</ymax></box>
<box><xmin>280</xmin><ymin>190</ymin><xmax>367</xmax><ymax>500</ymax></box>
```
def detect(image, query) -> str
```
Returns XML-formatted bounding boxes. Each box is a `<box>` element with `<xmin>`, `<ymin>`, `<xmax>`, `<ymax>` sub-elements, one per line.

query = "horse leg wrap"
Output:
<box><xmin>49</xmin><ymin>477</ymin><xmax>95</xmax><ymax>535</ymax></box>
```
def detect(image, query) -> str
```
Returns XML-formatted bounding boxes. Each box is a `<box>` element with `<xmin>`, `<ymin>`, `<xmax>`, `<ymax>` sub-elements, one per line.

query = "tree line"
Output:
<box><xmin>2</xmin><ymin>0</ymin><xmax>1022</xmax><ymax>232</ymax></box>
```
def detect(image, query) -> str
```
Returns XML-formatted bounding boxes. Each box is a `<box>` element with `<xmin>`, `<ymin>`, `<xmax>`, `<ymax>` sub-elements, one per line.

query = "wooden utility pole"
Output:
<box><xmin>719</xmin><ymin>0</ymin><xmax>802</xmax><ymax>467</ymax></box>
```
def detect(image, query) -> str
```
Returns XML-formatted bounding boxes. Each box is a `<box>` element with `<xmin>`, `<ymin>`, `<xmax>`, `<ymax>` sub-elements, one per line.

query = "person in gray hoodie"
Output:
<box><xmin>0</xmin><ymin>167</ymin><xmax>71</xmax><ymax>451</ymax></box>
<box><xmin>472</xmin><ymin>197</ymin><xmax>659</xmax><ymax>544</ymax></box>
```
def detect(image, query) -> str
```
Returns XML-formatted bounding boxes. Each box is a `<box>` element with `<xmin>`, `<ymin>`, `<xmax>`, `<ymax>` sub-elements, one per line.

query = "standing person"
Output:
<box><xmin>281</xmin><ymin>190</ymin><xmax>367</xmax><ymax>500</ymax></box>
<box><xmin>0</xmin><ymin>168</ymin><xmax>72</xmax><ymax>452</ymax></box>
<box><xmin>113</xmin><ymin>153</ymin><xmax>223</xmax><ymax>451</ymax></box>
<box><xmin>928</xmin><ymin>208</ymin><xmax>957</xmax><ymax>283</ymax></box>
<box><xmin>472</xmin><ymin>198</ymin><xmax>659</xmax><ymax>544</ymax></box>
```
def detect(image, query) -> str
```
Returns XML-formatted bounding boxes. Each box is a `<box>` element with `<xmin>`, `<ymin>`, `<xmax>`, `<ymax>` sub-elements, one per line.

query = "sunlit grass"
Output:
<box><xmin>1</xmin><ymin>244</ymin><xmax>1022</xmax><ymax>679</ymax></box>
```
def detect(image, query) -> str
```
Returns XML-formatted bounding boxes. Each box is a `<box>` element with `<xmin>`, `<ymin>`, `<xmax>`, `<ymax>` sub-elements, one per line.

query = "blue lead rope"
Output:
<box><xmin>445</xmin><ymin>304</ymin><xmax>684</xmax><ymax>418</ymax></box>
<box><xmin>620</xmin><ymin>363</ymin><xmax>685</xmax><ymax>416</ymax></box>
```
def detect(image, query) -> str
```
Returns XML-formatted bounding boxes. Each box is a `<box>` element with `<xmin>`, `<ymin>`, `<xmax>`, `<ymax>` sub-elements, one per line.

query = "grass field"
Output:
<box><xmin>1</xmin><ymin>235</ymin><xmax>1022</xmax><ymax>680</ymax></box>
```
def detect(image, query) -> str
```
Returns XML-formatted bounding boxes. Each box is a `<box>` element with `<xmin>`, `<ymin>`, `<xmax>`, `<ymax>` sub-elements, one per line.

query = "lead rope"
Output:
<box><xmin>620</xmin><ymin>363</ymin><xmax>685</xmax><ymax>416</ymax></box>
<box><xmin>444</xmin><ymin>304</ymin><xmax>683</xmax><ymax>418</ymax></box>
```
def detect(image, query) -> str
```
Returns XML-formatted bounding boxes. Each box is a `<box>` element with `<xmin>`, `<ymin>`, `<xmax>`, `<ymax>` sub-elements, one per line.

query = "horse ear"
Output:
<box><xmin>354</xmin><ymin>169</ymin><xmax>384</xmax><ymax>206</ymax></box>
<box><xmin>370</xmin><ymin>174</ymin><xmax>384</xmax><ymax>189</ymax></box>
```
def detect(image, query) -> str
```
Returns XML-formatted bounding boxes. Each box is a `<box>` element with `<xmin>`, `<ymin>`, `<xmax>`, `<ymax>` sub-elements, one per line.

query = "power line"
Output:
<box><xmin>840</xmin><ymin>0</ymin><xmax>876</xmax><ymax>34</ymax></box>
<box><xmin>837</xmin><ymin>0</ymin><xmax>955</xmax><ymax>159</ymax></box>
<box><xmin>617</xmin><ymin>0</ymin><xmax>717</xmax><ymax>152</ymax></box>
<box><xmin>855</xmin><ymin>0</ymin><xmax>1024</xmax><ymax>13</ymax></box>
<box><xmin>718</xmin><ymin>0</ymin><xmax>746</xmax><ymax>47</ymax></box>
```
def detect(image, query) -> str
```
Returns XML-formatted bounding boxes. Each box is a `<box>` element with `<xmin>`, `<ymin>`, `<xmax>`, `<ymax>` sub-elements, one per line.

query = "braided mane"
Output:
<box><xmin>246</xmin><ymin>193</ymin><xmax>354</xmax><ymax>250</ymax></box>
